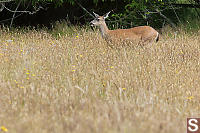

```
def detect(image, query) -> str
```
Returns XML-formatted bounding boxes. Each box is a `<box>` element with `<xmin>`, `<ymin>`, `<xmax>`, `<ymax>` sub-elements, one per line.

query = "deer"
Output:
<box><xmin>90</xmin><ymin>11</ymin><xmax>159</xmax><ymax>46</ymax></box>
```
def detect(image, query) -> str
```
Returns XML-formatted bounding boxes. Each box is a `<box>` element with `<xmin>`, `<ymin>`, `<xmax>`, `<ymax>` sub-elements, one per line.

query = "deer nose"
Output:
<box><xmin>90</xmin><ymin>20</ymin><xmax>96</xmax><ymax>26</ymax></box>
<box><xmin>90</xmin><ymin>21</ymin><xmax>94</xmax><ymax>26</ymax></box>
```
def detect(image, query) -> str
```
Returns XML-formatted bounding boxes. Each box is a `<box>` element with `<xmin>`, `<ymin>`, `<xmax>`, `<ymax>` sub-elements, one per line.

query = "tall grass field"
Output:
<box><xmin>0</xmin><ymin>25</ymin><xmax>200</xmax><ymax>133</ymax></box>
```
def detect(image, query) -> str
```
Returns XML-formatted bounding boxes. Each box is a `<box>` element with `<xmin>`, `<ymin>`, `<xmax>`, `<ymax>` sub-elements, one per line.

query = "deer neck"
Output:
<box><xmin>99</xmin><ymin>22</ymin><xmax>109</xmax><ymax>38</ymax></box>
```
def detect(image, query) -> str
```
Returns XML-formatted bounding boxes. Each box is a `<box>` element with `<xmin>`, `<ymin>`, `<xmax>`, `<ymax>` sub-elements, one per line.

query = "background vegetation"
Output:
<box><xmin>0</xmin><ymin>0</ymin><xmax>200</xmax><ymax>30</ymax></box>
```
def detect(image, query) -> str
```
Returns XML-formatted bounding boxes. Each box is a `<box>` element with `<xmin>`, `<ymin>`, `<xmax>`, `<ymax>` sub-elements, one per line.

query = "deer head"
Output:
<box><xmin>90</xmin><ymin>11</ymin><xmax>111</xmax><ymax>26</ymax></box>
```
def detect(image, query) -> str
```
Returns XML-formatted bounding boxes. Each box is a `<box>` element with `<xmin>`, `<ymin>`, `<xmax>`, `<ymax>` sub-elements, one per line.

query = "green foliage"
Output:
<box><xmin>104</xmin><ymin>0</ymin><xmax>200</xmax><ymax>29</ymax></box>
<box><xmin>1</xmin><ymin>0</ymin><xmax>166</xmax><ymax>6</ymax></box>
<box><xmin>106</xmin><ymin>0</ymin><xmax>165</xmax><ymax>28</ymax></box>
<box><xmin>1</xmin><ymin>0</ymin><xmax>200</xmax><ymax>29</ymax></box>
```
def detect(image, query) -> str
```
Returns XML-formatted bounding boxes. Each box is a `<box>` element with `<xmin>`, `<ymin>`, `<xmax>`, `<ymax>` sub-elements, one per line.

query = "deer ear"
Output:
<box><xmin>103</xmin><ymin>11</ymin><xmax>111</xmax><ymax>19</ymax></box>
<box><xmin>93</xmin><ymin>12</ymin><xmax>100</xmax><ymax>18</ymax></box>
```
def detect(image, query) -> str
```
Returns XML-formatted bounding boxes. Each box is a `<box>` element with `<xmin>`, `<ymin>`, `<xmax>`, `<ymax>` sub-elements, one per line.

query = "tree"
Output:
<box><xmin>0</xmin><ymin>0</ymin><xmax>200</xmax><ymax>28</ymax></box>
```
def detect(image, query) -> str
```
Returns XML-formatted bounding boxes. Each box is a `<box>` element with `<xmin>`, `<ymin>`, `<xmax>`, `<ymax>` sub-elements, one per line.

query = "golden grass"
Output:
<box><xmin>0</xmin><ymin>27</ymin><xmax>200</xmax><ymax>133</ymax></box>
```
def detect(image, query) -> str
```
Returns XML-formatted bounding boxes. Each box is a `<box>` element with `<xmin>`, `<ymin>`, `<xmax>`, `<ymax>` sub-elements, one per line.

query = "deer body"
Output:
<box><xmin>91</xmin><ymin>12</ymin><xmax>159</xmax><ymax>45</ymax></box>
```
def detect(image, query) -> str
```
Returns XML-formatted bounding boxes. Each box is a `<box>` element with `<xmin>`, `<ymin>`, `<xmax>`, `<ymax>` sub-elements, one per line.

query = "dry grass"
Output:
<box><xmin>0</xmin><ymin>27</ymin><xmax>200</xmax><ymax>133</ymax></box>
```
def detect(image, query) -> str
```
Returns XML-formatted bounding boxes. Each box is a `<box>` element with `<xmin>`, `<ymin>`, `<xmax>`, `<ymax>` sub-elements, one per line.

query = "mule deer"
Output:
<box><xmin>90</xmin><ymin>11</ymin><xmax>159</xmax><ymax>45</ymax></box>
